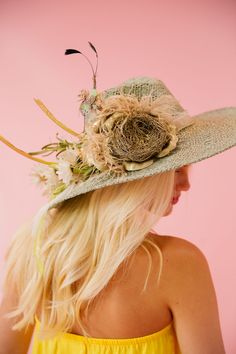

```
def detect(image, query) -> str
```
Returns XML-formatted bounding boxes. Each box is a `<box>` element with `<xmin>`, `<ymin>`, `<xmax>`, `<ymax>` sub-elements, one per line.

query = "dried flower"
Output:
<box><xmin>82</xmin><ymin>94</ymin><xmax>179</xmax><ymax>173</ymax></box>
<box><xmin>56</xmin><ymin>160</ymin><xmax>74</xmax><ymax>185</ymax></box>
<box><xmin>58</xmin><ymin>146</ymin><xmax>80</xmax><ymax>165</ymax></box>
<box><xmin>30</xmin><ymin>164</ymin><xmax>59</xmax><ymax>197</ymax></box>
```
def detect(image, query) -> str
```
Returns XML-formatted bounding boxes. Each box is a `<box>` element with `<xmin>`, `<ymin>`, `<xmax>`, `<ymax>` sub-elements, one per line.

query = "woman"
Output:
<box><xmin>0</xmin><ymin>72</ymin><xmax>235</xmax><ymax>354</ymax></box>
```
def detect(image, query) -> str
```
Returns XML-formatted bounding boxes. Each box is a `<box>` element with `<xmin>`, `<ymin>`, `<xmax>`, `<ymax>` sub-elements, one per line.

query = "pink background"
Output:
<box><xmin>0</xmin><ymin>0</ymin><xmax>235</xmax><ymax>352</ymax></box>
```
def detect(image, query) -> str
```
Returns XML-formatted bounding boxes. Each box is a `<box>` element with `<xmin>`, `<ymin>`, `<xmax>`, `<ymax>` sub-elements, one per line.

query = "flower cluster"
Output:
<box><xmin>81</xmin><ymin>93</ymin><xmax>179</xmax><ymax>173</ymax></box>
<box><xmin>29</xmin><ymin>134</ymin><xmax>99</xmax><ymax>200</ymax></box>
<box><xmin>29</xmin><ymin>90</ymin><xmax>182</xmax><ymax>199</ymax></box>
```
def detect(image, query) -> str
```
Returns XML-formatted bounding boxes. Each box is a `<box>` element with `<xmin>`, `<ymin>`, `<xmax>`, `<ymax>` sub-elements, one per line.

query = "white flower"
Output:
<box><xmin>30</xmin><ymin>164</ymin><xmax>59</xmax><ymax>197</ymax></box>
<box><xmin>30</xmin><ymin>165</ymin><xmax>47</xmax><ymax>185</ymax></box>
<box><xmin>56</xmin><ymin>160</ymin><xmax>74</xmax><ymax>185</ymax></box>
<box><xmin>58</xmin><ymin>146</ymin><xmax>80</xmax><ymax>165</ymax></box>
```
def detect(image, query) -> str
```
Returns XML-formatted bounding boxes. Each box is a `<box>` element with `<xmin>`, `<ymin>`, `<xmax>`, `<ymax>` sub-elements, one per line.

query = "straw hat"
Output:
<box><xmin>1</xmin><ymin>44</ymin><xmax>236</xmax><ymax>214</ymax></box>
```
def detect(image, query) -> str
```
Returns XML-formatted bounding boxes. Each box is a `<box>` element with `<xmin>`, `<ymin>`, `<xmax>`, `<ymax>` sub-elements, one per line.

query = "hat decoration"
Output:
<box><xmin>0</xmin><ymin>42</ymin><xmax>194</xmax><ymax>202</ymax></box>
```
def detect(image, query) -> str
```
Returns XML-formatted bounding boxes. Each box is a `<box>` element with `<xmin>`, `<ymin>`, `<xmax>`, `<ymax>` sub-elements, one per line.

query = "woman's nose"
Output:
<box><xmin>177</xmin><ymin>176</ymin><xmax>191</xmax><ymax>192</ymax></box>
<box><xmin>182</xmin><ymin>179</ymin><xmax>191</xmax><ymax>191</ymax></box>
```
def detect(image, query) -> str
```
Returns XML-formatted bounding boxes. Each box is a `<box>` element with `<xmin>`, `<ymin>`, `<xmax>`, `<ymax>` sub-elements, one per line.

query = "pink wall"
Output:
<box><xmin>0</xmin><ymin>0</ymin><xmax>235</xmax><ymax>352</ymax></box>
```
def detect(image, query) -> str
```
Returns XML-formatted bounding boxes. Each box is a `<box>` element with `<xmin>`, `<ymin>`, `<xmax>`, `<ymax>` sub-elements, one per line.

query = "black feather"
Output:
<box><xmin>65</xmin><ymin>49</ymin><xmax>82</xmax><ymax>55</ymax></box>
<box><xmin>88</xmin><ymin>42</ymin><xmax>97</xmax><ymax>55</ymax></box>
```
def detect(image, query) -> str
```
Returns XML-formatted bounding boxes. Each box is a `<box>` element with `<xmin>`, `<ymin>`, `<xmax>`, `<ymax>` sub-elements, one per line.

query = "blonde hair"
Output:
<box><xmin>2</xmin><ymin>169</ymin><xmax>175</xmax><ymax>339</ymax></box>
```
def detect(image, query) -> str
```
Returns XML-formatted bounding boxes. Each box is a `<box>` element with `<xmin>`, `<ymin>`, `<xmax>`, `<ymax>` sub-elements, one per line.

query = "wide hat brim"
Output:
<box><xmin>38</xmin><ymin>106</ymin><xmax>236</xmax><ymax>212</ymax></box>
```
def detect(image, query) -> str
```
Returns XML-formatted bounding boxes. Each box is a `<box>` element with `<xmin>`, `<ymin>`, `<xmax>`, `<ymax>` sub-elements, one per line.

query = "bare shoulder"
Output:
<box><xmin>150</xmin><ymin>232</ymin><xmax>201</xmax><ymax>249</ymax></box>
<box><xmin>149</xmin><ymin>233</ymin><xmax>212</xmax><ymax>294</ymax></box>
<box><xmin>148</xmin><ymin>232</ymin><xmax>207</xmax><ymax>263</ymax></box>
<box><xmin>149</xmin><ymin>233</ymin><xmax>226</xmax><ymax>353</ymax></box>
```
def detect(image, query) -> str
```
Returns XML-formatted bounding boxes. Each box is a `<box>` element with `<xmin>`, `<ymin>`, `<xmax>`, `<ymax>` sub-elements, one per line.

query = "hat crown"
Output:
<box><xmin>103</xmin><ymin>76</ymin><xmax>185</xmax><ymax>115</ymax></box>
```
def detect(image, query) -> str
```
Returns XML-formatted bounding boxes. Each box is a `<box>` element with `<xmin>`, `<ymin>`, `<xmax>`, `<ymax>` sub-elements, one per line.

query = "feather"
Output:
<box><xmin>65</xmin><ymin>49</ymin><xmax>82</xmax><ymax>55</ymax></box>
<box><xmin>88</xmin><ymin>42</ymin><xmax>98</xmax><ymax>56</ymax></box>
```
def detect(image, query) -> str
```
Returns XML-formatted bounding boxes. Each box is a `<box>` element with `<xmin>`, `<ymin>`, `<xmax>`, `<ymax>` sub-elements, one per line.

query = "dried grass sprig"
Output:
<box><xmin>0</xmin><ymin>134</ymin><xmax>56</xmax><ymax>166</ymax></box>
<box><xmin>34</xmin><ymin>99</ymin><xmax>81</xmax><ymax>137</ymax></box>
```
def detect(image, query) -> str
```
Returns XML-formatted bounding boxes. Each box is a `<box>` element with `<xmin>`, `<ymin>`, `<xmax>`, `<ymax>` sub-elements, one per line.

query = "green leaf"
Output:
<box><xmin>51</xmin><ymin>183</ymin><xmax>67</xmax><ymax>197</ymax></box>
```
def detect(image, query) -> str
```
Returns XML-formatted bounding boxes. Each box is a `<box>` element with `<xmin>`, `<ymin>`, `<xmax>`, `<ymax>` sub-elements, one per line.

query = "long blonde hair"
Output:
<box><xmin>2</xmin><ymin>169</ymin><xmax>175</xmax><ymax>339</ymax></box>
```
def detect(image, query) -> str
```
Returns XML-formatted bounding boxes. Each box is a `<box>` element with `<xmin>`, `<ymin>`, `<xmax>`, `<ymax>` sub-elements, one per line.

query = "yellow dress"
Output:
<box><xmin>32</xmin><ymin>318</ymin><xmax>181</xmax><ymax>354</ymax></box>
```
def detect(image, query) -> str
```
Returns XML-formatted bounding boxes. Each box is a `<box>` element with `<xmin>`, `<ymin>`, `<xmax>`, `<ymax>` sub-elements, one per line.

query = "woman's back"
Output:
<box><xmin>69</xmin><ymin>233</ymin><xmax>173</xmax><ymax>338</ymax></box>
<box><xmin>32</xmin><ymin>232</ymin><xmax>180</xmax><ymax>354</ymax></box>
<box><xmin>32</xmin><ymin>232</ymin><xmax>225</xmax><ymax>353</ymax></box>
